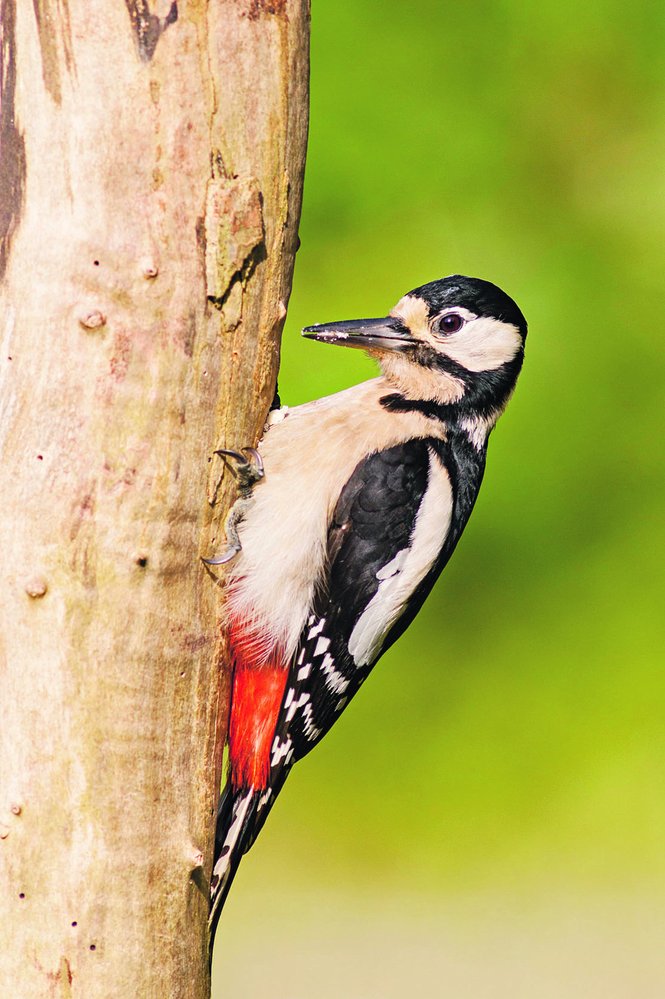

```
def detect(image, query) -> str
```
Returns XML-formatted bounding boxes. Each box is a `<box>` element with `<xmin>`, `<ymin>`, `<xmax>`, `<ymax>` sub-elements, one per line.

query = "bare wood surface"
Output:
<box><xmin>0</xmin><ymin>1</ymin><xmax>309</xmax><ymax>995</ymax></box>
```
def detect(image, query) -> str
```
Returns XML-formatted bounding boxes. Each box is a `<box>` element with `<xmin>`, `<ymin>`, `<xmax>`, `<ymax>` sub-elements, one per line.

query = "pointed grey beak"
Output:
<box><xmin>302</xmin><ymin>315</ymin><xmax>416</xmax><ymax>352</ymax></box>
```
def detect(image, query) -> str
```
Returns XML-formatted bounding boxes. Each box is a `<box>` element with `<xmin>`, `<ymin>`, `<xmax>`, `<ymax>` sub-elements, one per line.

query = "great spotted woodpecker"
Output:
<box><xmin>207</xmin><ymin>274</ymin><xmax>527</xmax><ymax>948</ymax></box>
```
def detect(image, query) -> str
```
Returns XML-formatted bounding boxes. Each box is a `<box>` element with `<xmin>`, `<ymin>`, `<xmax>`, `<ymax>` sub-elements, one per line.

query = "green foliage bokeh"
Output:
<box><xmin>216</xmin><ymin>1</ymin><xmax>665</xmax><ymax>987</ymax></box>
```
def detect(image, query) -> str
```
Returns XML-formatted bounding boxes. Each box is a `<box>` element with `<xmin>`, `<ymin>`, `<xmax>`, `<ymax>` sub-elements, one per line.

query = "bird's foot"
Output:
<box><xmin>202</xmin><ymin>447</ymin><xmax>264</xmax><ymax>565</ymax></box>
<box><xmin>215</xmin><ymin>447</ymin><xmax>264</xmax><ymax>495</ymax></box>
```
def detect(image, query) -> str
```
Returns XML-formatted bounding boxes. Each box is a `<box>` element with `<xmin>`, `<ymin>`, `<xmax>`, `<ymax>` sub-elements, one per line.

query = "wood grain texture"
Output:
<box><xmin>0</xmin><ymin>1</ymin><xmax>308</xmax><ymax>994</ymax></box>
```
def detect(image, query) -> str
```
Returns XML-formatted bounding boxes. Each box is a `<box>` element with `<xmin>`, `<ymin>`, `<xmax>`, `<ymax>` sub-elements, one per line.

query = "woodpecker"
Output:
<box><xmin>207</xmin><ymin>274</ymin><xmax>527</xmax><ymax>949</ymax></box>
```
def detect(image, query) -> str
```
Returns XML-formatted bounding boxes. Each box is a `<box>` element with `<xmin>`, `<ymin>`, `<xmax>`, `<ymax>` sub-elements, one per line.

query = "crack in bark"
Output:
<box><xmin>204</xmin><ymin>176</ymin><xmax>266</xmax><ymax>321</ymax></box>
<box><xmin>207</xmin><ymin>240</ymin><xmax>267</xmax><ymax>312</ymax></box>
<box><xmin>124</xmin><ymin>0</ymin><xmax>178</xmax><ymax>62</ymax></box>
<box><xmin>32</xmin><ymin>0</ymin><xmax>76</xmax><ymax>104</ymax></box>
<box><xmin>0</xmin><ymin>0</ymin><xmax>26</xmax><ymax>280</ymax></box>
<box><xmin>46</xmin><ymin>956</ymin><xmax>73</xmax><ymax>998</ymax></box>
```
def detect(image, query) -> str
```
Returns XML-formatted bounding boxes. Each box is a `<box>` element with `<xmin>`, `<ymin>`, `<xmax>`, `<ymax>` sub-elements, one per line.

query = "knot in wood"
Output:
<box><xmin>79</xmin><ymin>309</ymin><xmax>106</xmax><ymax>331</ymax></box>
<box><xmin>140</xmin><ymin>258</ymin><xmax>159</xmax><ymax>279</ymax></box>
<box><xmin>25</xmin><ymin>576</ymin><xmax>48</xmax><ymax>598</ymax></box>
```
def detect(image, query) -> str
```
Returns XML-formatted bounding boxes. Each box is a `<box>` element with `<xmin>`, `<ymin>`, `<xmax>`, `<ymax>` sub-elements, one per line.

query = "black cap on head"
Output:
<box><xmin>408</xmin><ymin>275</ymin><xmax>527</xmax><ymax>339</ymax></box>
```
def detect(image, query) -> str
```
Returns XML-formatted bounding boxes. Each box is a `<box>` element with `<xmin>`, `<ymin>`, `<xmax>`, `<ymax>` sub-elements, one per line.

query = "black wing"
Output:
<box><xmin>270</xmin><ymin>430</ymin><xmax>487</xmax><ymax>772</ymax></box>
<box><xmin>270</xmin><ymin>437</ymin><xmax>452</xmax><ymax>771</ymax></box>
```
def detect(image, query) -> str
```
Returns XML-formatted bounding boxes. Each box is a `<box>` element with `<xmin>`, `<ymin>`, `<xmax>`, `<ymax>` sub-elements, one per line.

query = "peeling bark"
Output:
<box><xmin>0</xmin><ymin>2</ymin><xmax>309</xmax><ymax>995</ymax></box>
<box><xmin>0</xmin><ymin>0</ymin><xmax>26</xmax><ymax>279</ymax></box>
<box><xmin>31</xmin><ymin>0</ymin><xmax>76</xmax><ymax>104</ymax></box>
<box><xmin>123</xmin><ymin>1</ymin><xmax>179</xmax><ymax>62</ymax></box>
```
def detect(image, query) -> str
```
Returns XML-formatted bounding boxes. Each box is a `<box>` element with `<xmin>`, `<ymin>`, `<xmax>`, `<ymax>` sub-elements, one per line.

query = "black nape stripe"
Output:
<box><xmin>381</xmin><ymin>339</ymin><xmax>523</xmax><ymax>419</ymax></box>
<box><xmin>380</xmin><ymin>392</ymin><xmax>454</xmax><ymax>423</ymax></box>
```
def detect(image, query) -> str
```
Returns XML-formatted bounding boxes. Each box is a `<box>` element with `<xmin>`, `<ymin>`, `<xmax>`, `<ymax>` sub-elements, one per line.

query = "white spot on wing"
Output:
<box><xmin>308</xmin><ymin>617</ymin><xmax>326</xmax><ymax>639</ymax></box>
<box><xmin>285</xmin><ymin>691</ymin><xmax>311</xmax><ymax>722</ymax></box>
<box><xmin>299</xmin><ymin>697</ymin><xmax>322</xmax><ymax>740</ymax></box>
<box><xmin>321</xmin><ymin>652</ymin><xmax>349</xmax><ymax>694</ymax></box>
<box><xmin>271</xmin><ymin>735</ymin><xmax>293</xmax><ymax>766</ymax></box>
<box><xmin>348</xmin><ymin>449</ymin><xmax>454</xmax><ymax>667</ymax></box>
<box><xmin>313</xmin><ymin>636</ymin><xmax>330</xmax><ymax>657</ymax></box>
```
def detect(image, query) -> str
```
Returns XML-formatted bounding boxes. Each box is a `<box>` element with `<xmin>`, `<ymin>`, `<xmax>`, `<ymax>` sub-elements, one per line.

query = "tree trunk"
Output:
<box><xmin>0</xmin><ymin>2</ymin><xmax>308</xmax><ymax>995</ymax></box>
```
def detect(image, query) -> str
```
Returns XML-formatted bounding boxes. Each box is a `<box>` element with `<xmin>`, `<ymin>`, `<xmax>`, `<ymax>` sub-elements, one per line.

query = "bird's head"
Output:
<box><xmin>303</xmin><ymin>275</ymin><xmax>527</xmax><ymax>418</ymax></box>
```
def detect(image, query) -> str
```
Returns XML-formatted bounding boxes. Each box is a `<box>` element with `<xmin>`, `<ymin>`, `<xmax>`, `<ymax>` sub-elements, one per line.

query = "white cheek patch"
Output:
<box><xmin>442</xmin><ymin>317</ymin><xmax>522</xmax><ymax>372</ymax></box>
<box><xmin>392</xmin><ymin>297</ymin><xmax>521</xmax><ymax>375</ymax></box>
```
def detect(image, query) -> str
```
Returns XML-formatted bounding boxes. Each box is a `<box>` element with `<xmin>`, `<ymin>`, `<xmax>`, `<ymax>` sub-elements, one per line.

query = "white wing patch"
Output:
<box><xmin>347</xmin><ymin>449</ymin><xmax>454</xmax><ymax>668</ymax></box>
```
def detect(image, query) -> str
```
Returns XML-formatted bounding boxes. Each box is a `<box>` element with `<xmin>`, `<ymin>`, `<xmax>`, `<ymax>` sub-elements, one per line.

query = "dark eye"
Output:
<box><xmin>437</xmin><ymin>313</ymin><xmax>465</xmax><ymax>334</ymax></box>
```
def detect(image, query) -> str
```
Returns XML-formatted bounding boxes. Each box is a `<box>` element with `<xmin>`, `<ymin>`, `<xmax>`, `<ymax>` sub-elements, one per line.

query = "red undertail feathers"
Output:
<box><xmin>227</xmin><ymin>616</ymin><xmax>288</xmax><ymax>791</ymax></box>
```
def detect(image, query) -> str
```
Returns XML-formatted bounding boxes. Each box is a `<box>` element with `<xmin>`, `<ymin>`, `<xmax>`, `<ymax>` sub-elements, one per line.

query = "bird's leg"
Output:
<box><xmin>205</xmin><ymin>497</ymin><xmax>250</xmax><ymax>565</ymax></box>
<box><xmin>202</xmin><ymin>447</ymin><xmax>265</xmax><ymax>565</ymax></box>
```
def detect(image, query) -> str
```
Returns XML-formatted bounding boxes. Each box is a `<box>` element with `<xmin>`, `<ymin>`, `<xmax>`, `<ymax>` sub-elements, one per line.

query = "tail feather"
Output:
<box><xmin>208</xmin><ymin>787</ymin><xmax>259</xmax><ymax>951</ymax></box>
<box><xmin>237</xmin><ymin>768</ymin><xmax>288</xmax><ymax>855</ymax></box>
<box><xmin>213</xmin><ymin>782</ymin><xmax>234</xmax><ymax>862</ymax></box>
<box><xmin>208</xmin><ymin>770</ymin><xmax>290</xmax><ymax>956</ymax></box>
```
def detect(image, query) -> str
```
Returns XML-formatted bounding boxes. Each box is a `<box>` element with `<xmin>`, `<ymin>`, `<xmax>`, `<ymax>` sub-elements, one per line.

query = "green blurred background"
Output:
<box><xmin>214</xmin><ymin>2</ymin><xmax>665</xmax><ymax>995</ymax></box>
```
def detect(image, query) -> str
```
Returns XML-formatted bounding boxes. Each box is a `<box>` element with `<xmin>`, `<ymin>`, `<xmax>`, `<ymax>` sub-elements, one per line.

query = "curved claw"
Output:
<box><xmin>213</xmin><ymin>447</ymin><xmax>264</xmax><ymax>481</ymax></box>
<box><xmin>201</xmin><ymin>546</ymin><xmax>240</xmax><ymax>566</ymax></box>
<box><xmin>241</xmin><ymin>447</ymin><xmax>264</xmax><ymax>475</ymax></box>
<box><xmin>214</xmin><ymin>448</ymin><xmax>248</xmax><ymax>465</ymax></box>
